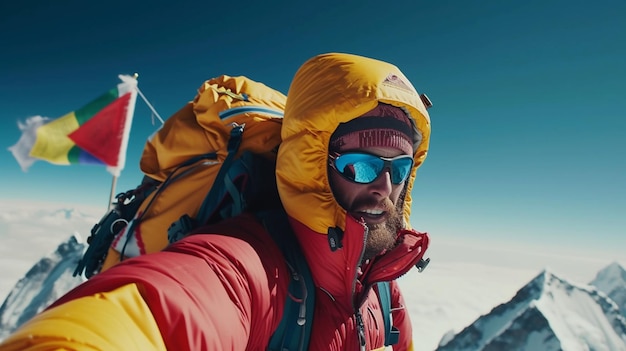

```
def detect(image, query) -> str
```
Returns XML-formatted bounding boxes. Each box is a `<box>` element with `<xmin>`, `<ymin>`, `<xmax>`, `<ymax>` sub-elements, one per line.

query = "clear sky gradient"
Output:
<box><xmin>1</xmin><ymin>1</ymin><xmax>624</xmax><ymax>263</ymax></box>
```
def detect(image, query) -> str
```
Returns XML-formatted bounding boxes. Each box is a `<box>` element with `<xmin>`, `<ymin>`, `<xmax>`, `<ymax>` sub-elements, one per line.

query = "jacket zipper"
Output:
<box><xmin>353</xmin><ymin>222</ymin><xmax>368</xmax><ymax>351</ymax></box>
<box><xmin>355</xmin><ymin>309</ymin><xmax>367</xmax><ymax>351</ymax></box>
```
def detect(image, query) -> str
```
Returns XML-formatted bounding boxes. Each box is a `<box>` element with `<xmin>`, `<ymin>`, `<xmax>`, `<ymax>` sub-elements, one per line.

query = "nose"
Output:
<box><xmin>367</xmin><ymin>169</ymin><xmax>393</xmax><ymax>198</ymax></box>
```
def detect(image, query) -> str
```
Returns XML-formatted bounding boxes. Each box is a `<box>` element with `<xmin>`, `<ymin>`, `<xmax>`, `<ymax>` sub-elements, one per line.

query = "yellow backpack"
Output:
<box><xmin>74</xmin><ymin>75</ymin><xmax>286</xmax><ymax>277</ymax></box>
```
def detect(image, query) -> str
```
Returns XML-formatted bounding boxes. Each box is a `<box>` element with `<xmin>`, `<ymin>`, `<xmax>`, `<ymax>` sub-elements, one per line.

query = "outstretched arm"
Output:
<box><xmin>0</xmin><ymin>217</ymin><xmax>289</xmax><ymax>351</ymax></box>
<box><xmin>0</xmin><ymin>282</ymin><xmax>167</xmax><ymax>350</ymax></box>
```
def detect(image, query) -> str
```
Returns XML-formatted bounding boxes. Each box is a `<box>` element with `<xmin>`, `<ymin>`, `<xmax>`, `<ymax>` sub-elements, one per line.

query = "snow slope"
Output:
<box><xmin>0</xmin><ymin>234</ymin><xmax>85</xmax><ymax>340</ymax></box>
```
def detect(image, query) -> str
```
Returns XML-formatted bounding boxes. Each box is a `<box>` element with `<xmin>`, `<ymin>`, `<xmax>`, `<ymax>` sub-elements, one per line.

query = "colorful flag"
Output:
<box><xmin>9</xmin><ymin>75</ymin><xmax>138</xmax><ymax>177</ymax></box>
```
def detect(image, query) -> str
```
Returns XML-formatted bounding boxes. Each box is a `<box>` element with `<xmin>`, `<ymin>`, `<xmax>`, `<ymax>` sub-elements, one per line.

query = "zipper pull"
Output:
<box><xmin>355</xmin><ymin>310</ymin><xmax>366</xmax><ymax>351</ymax></box>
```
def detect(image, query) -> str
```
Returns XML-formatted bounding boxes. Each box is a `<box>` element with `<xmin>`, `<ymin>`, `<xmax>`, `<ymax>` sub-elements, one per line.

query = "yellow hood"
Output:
<box><xmin>276</xmin><ymin>53</ymin><xmax>432</xmax><ymax>234</ymax></box>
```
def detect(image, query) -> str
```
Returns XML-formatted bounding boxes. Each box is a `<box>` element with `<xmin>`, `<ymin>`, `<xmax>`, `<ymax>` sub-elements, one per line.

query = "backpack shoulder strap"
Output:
<box><xmin>257</xmin><ymin>209</ymin><xmax>314</xmax><ymax>351</ymax></box>
<box><xmin>376</xmin><ymin>281</ymin><xmax>400</xmax><ymax>346</ymax></box>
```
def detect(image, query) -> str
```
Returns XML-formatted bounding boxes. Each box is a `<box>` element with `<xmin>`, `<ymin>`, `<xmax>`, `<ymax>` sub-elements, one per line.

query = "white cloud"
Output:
<box><xmin>0</xmin><ymin>200</ymin><xmax>102</xmax><ymax>301</ymax></box>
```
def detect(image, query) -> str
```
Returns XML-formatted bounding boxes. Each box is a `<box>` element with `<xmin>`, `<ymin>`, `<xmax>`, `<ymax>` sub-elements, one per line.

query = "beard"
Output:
<box><xmin>358</xmin><ymin>197</ymin><xmax>405</xmax><ymax>262</ymax></box>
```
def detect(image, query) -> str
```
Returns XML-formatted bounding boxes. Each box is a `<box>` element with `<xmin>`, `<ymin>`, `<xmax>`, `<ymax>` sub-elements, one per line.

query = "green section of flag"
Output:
<box><xmin>67</xmin><ymin>145</ymin><xmax>82</xmax><ymax>164</ymax></box>
<box><xmin>74</xmin><ymin>87</ymin><xmax>120</xmax><ymax>125</ymax></box>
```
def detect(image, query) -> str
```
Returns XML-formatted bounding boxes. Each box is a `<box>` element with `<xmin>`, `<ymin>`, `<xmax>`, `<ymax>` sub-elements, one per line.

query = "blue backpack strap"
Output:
<box><xmin>377</xmin><ymin>281</ymin><xmax>400</xmax><ymax>346</ymax></box>
<box><xmin>258</xmin><ymin>210</ymin><xmax>314</xmax><ymax>351</ymax></box>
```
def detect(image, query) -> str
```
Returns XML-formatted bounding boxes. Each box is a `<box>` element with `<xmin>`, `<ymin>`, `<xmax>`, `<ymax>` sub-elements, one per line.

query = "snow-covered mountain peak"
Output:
<box><xmin>592</xmin><ymin>262</ymin><xmax>626</xmax><ymax>295</ymax></box>
<box><xmin>503</xmin><ymin>269</ymin><xmax>579</xmax><ymax>310</ymax></box>
<box><xmin>437</xmin><ymin>268</ymin><xmax>626</xmax><ymax>351</ymax></box>
<box><xmin>529</xmin><ymin>268</ymin><xmax>567</xmax><ymax>289</ymax></box>
<box><xmin>591</xmin><ymin>262</ymin><xmax>626</xmax><ymax>319</ymax></box>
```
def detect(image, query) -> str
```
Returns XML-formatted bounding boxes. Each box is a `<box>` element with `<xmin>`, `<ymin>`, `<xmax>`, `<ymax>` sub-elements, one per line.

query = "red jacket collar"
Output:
<box><xmin>288</xmin><ymin>215</ymin><xmax>430</xmax><ymax>307</ymax></box>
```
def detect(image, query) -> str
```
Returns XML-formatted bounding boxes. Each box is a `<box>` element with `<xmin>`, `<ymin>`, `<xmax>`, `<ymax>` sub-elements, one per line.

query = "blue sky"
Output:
<box><xmin>1</xmin><ymin>0</ymin><xmax>624</xmax><ymax>261</ymax></box>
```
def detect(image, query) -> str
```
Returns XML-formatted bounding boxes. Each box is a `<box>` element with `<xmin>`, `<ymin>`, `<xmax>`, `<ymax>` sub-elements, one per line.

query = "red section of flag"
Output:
<box><xmin>69</xmin><ymin>93</ymin><xmax>131</xmax><ymax>167</ymax></box>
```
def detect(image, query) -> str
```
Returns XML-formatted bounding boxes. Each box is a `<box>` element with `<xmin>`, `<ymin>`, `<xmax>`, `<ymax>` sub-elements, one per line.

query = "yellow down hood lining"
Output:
<box><xmin>276</xmin><ymin>53</ymin><xmax>431</xmax><ymax>235</ymax></box>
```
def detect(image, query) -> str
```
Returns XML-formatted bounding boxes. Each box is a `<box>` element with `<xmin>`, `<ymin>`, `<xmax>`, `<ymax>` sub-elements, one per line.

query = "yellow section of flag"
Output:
<box><xmin>29</xmin><ymin>112</ymin><xmax>79</xmax><ymax>165</ymax></box>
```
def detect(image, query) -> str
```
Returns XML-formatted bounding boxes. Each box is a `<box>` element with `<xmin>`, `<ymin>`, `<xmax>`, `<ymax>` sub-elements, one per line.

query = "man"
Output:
<box><xmin>0</xmin><ymin>53</ymin><xmax>432</xmax><ymax>350</ymax></box>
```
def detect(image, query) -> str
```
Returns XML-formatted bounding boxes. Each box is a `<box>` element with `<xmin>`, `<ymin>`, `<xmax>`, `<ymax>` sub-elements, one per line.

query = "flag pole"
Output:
<box><xmin>106</xmin><ymin>73</ymin><xmax>139</xmax><ymax>211</ymax></box>
<box><xmin>137</xmin><ymin>86</ymin><xmax>165</xmax><ymax>125</ymax></box>
<box><xmin>108</xmin><ymin>175</ymin><xmax>118</xmax><ymax>210</ymax></box>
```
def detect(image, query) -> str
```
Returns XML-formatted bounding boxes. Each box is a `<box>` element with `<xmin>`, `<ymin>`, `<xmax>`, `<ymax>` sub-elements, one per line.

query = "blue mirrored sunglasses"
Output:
<box><xmin>329</xmin><ymin>152</ymin><xmax>414</xmax><ymax>185</ymax></box>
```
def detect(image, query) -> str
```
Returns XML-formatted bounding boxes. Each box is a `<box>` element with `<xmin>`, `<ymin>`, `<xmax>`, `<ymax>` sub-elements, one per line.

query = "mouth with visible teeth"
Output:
<box><xmin>352</xmin><ymin>208</ymin><xmax>387</xmax><ymax>224</ymax></box>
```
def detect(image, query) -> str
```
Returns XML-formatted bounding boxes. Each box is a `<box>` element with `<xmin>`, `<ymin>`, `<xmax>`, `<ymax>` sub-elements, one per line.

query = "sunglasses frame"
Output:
<box><xmin>329</xmin><ymin>152</ymin><xmax>414</xmax><ymax>185</ymax></box>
